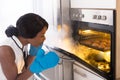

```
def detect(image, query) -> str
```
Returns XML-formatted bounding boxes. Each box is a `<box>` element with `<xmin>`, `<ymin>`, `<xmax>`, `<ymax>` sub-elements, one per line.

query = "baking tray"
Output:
<box><xmin>79</xmin><ymin>38</ymin><xmax>110</xmax><ymax>51</ymax></box>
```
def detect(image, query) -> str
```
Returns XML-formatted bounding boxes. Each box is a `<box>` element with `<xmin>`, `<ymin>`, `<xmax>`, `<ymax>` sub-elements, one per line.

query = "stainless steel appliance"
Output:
<box><xmin>47</xmin><ymin>0</ymin><xmax>117</xmax><ymax>79</ymax></box>
<box><xmin>70</xmin><ymin>8</ymin><xmax>115</xmax><ymax>80</ymax></box>
<box><xmin>50</xmin><ymin>8</ymin><xmax>116</xmax><ymax>80</ymax></box>
<box><xmin>45</xmin><ymin>8</ymin><xmax>116</xmax><ymax>80</ymax></box>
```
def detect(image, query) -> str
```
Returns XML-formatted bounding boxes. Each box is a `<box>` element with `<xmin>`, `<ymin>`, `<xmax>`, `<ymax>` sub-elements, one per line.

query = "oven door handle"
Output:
<box><xmin>60</xmin><ymin>57</ymin><xmax>75</xmax><ymax>61</ymax></box>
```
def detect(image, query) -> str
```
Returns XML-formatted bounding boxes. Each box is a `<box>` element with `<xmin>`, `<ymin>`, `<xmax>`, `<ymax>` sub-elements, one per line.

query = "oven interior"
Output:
<box><xmin>70</xmin><ymin>21</ymin><xmax>112</xmax><ymax>73</ymax></box>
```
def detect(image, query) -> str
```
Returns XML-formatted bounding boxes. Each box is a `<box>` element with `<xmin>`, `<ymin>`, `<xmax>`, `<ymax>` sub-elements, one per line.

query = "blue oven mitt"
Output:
<box><xmin>29</xmin><ymin>49</ymin><xmax>60</xmax><ymax>73</ymax></box>
<box><xmin>29</xmin><ymin>44</ymin><xmax>43</xmax><ymax>56</ymax></box>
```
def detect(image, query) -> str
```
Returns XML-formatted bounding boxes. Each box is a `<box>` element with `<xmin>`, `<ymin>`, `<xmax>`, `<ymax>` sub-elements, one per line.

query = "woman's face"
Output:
<box><xmin>27</xmin><ymin>26</ymin><xmax>47</xmax><ymax>47</ymax></box>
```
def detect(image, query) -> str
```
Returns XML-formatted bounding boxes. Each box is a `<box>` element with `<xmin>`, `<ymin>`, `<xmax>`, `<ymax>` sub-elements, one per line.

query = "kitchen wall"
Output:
<box><xmin>32</xmin><ymin>0</ymin><xmax>61</xmax><ymax>46</ymax></box>
<box><xmin>33</xmin><ymin>0</ymin><xmax>56</xmax><ymax>26</ymax></box>
<box><xmin>0</xmin><ymin>0</ymin><xmax>33</xmax><ymax>41</ymax></box>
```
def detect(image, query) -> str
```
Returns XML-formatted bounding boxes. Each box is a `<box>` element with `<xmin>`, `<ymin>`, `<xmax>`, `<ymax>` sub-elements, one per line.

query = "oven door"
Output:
<box><xmin>71</xmin><ymin>25</ymin><xmax>112</xmax><ymax>72</ymax></box>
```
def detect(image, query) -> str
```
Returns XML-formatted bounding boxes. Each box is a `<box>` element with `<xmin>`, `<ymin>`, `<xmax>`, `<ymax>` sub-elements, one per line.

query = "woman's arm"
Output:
<box><xmin>0</xmin><ymin>46</ymin><xmax>59</xmax><ymax>80</ymax></box>
<box><xmin>0</xmin><ymin>46</ymin><xmax>18</xmax><ymax>80</ymax></box>
<box><xmin>0</xmin><ymin>46</ymin><xmax>33</xmax><ymax>80</ymax></box>
<box><xmin>26</xmin><ymin>55</ymin><xmax>35</xmax><ymax>68</ymax></box>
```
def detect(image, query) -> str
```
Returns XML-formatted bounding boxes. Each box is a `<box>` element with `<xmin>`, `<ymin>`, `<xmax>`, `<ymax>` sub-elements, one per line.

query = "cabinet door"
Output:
<box><xmin>73</xmin><ymin>64</ymin><xmax>106</xmax><ymax>80</ymax></box>
<box><xmin>71</xmin><ymin>0</ymin><xmax>116</xmax><ymax>9</ymax></box>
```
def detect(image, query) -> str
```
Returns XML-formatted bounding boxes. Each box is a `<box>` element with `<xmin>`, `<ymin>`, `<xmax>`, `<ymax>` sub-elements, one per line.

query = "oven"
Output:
<box><xmin>43</xmin><ymin>8</ymin><xmax>116</xmax><ymax>80</ymax></box>
<box><xmin>70</xmin><ymin>8</ymin><xmax>116</xmax><ymax>80</ymax></box>
<box><xmin>49</xmin><ymin>8</ymin><xmax>116</xmax><ymax>80</ymax></box>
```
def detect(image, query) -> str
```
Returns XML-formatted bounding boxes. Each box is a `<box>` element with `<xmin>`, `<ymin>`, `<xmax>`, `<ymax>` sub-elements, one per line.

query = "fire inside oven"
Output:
<box><xmin>71</xmin><ymin>22</ymin><xmax>111</xmax><ymax>73</ymax></box>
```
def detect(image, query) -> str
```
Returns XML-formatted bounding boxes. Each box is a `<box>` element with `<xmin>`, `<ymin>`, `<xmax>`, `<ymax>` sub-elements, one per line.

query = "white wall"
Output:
<box><xmin>0</xmin><ymin>0</ymin><xmax>33</xmax><ymax>41</ymax></box>
<box><xmin>32</xmin><ymin>0</ymin><xmax>60</xmax><ymax>46</ymax></box>
<box><xmin>33</xmin><ymin>0</ymin><xmax>54</xmax><ymax>26</ymax></box>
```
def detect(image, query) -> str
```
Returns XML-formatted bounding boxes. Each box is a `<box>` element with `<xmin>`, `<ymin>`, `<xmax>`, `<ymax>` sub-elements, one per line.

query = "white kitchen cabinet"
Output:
<box><xmin>73</xmin><ymin>62</ymin><xmax>106</xmax><ymax>80</ymax></box>
<box><xmin>71</xmin><ymin>0</ymin><xmax>116</xmax><ymax>9</ymax></box>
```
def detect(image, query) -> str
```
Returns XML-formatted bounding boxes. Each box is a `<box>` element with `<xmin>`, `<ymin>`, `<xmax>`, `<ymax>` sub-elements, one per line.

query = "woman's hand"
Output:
<box><xmin>29</xmin><ymin>49</ymin><xmax>60</xmax><ymax>73</ymax></box>
<box><xmin>29</xmin><ymin>44</ymin><xmax>43</xmax><ymax>56</ymax></box>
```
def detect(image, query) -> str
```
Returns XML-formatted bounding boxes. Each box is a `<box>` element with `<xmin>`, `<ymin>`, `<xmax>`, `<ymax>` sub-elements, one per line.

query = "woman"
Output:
<box><xmin>0</xmin><ymin>13</ymin><xmax>59</xmax><ymax>80</ymax></box>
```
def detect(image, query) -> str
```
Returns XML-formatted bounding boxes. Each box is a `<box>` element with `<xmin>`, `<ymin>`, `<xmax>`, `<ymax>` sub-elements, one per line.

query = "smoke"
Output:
<box><xmin>44</xmin><ymin>24</ymin><xmax>78</xmax><ymax>53</ymax></box>
<box><xmin>55</xmin><ymin>24</ymin><xmax>77</xmax><ymax>52</ymax></box>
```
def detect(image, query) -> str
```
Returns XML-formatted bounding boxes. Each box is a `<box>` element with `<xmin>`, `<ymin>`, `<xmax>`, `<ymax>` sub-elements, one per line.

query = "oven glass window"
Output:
<box><xmin>72</xmin><ymin>29</ymin><xmax>111</xmax><ymax>73</ymax></box>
